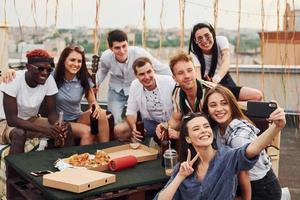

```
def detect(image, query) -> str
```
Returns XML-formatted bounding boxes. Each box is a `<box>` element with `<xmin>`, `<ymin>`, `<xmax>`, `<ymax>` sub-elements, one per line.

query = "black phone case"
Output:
<box><xmin>246</xmin><ymin>101</ymin><xmax>277</xmax><ymax>118</ymax></box>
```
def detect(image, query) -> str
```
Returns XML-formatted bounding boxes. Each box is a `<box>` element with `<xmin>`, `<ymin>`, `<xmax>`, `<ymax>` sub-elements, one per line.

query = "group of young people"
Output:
<box><xmin>0</xmin><ymin>22</ymin><xmax>285</xmax><ymax>200</ymax></box>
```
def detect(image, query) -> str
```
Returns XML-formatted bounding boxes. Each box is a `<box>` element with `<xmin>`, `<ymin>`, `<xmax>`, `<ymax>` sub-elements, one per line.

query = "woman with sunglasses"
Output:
<box><xmin>2</xmin><ymin>46</ymin><xmax>110</xmax><ymax>145</ymax></box>
<box><xmin>202</xmin><ymin>85</ymin><xmax>283</xmax><ymax>200</ymax></box>
<box><xmin>188</xmin><ymin>22</ymin><xmax>262</xmax><ymax>102</ymax></box>
<box><xmin>156</xmin><ymin>105</ymin><xmax>285</xmax><ymax>199</ymax></box>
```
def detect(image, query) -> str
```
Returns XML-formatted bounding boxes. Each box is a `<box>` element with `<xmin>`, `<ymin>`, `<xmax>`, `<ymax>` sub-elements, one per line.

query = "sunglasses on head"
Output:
<box><xmin>183</xmin><ymin>112</ymin><xmax>206</xmax><ymax>121</ymax></box>
<box><xmin>68</xmin><ymin>45</ymin><xmax>85</xmax><ymax>53</ymax></box>
<box><xmin>30</xmin><ymin>64</ymin><xmax>54</xmax><ymax>73</ymax></box>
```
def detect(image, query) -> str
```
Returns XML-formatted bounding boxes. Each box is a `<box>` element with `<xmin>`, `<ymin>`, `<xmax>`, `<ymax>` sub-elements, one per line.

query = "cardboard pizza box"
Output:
<box><xmin>43</xmin><ymin>168</ymin><xmax>116</xmax><ymax>193</ymax></box>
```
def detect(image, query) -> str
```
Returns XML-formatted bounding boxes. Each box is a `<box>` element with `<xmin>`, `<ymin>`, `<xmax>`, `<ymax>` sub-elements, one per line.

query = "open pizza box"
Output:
<box><xmin>63</xmin><ymin>143</ymin><xmax>158</xmax><ymax>171</ymax></box>
<box><xmin>43</xmin><ymin>168</ymin><xmax>116</xmax><ymax>193</ymax></box>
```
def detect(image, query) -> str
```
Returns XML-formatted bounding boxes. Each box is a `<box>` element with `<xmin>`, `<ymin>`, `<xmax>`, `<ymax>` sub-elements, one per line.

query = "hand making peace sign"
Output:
<box><xmin>178</xmin><ymin>149</ymin><xmax>199</xmax><ymax>178</ymax></box>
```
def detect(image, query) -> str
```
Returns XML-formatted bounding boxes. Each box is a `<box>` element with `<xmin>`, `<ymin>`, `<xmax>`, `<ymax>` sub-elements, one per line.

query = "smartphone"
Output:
<box><xmin>246</xmin><ymin>101</ymin><xmax>277</xmax><ymax>118</ymax></box>
<box><xmin>30</xmin><ymin>170</ymin><xmax>52</xmax><ymax>177</ymax></box>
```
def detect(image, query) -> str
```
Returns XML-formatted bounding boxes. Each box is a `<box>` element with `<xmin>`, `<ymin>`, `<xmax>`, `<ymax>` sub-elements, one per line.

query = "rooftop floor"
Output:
<box><xmin>279</xmin><ymin>126</ymin><xmax>300</xmax><ymax>199</ymax></box>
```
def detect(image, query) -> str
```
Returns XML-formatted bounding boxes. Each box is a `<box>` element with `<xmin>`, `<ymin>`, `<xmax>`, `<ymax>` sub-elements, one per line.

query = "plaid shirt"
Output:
<box><xmin>216</xmin><ymin>119</ymin><xmax>272</xmax><ymax>181</ymax></box>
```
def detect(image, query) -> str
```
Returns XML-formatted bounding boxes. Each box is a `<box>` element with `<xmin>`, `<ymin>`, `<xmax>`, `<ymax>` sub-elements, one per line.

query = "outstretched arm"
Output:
<box><xmin>246</xmin><ymin>105</ymin><xmax>285</xmax><ymax>159</ymax></box>
<box><xmin>143</xmin><ymin>48</ymin><xmax>171</xmax><ymax>75</ymax></box>
<box><xmin>96</xmin><ymin>61</ymin><xmax>109</xmax><ymax>87</ymax></box>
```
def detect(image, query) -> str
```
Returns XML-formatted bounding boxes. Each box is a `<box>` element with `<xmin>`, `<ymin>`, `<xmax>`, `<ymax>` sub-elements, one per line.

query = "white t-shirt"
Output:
<box><xmin>0</xmin><ymin>70</ymin><xmax>58</xmax><ymax>120</ymax></box>
<box><xmin>192</xmin><ymin>36</ymin><xmax>229</xmax><ymax>76</ymax></box>
<box><xmin>144</xmin><ymin>87</ymin><xmax>165</xmax><ymax>122</ymax></box>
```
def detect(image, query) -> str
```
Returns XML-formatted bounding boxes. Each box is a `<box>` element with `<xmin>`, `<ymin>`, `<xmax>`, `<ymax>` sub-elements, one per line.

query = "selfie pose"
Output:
<box><xmin>202</xmin><ymin>85</ymin><xmax>282</xmax><ymax>200</ymax></box>
<box><xmin>155</xmin><ymin>102</ymin><xmax>285</xmax><ymax>199</ymax></box>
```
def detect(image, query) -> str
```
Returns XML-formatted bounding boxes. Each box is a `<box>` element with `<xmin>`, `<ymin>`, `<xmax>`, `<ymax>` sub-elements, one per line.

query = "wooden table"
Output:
<box><xmin>5</xmin><ymin>140</ymin><xmax>169</xmax><ymax>200</ymax></box>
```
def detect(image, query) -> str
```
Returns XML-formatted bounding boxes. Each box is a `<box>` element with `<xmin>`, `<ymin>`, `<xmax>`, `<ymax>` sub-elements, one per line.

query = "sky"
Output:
<box><xmin>0</xmin><ymin>0</ymin><xmax>297</xmax><ymax>31</ymax></box>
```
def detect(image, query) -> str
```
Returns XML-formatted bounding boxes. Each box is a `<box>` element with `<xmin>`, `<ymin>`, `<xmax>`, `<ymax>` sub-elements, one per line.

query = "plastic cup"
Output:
<box><xmin>163</xmin><ymin>149</ymin><xmax>177</xmax><ymax>176</ymax></box>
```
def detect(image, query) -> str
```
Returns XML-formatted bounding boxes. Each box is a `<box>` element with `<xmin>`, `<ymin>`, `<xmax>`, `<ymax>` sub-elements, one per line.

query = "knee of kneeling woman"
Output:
<box><xmin>113</xmin><ymin>125</ymin><xmax>122</xmax><ymax>139</ymax></box>
<box><xmin>254</xmin><ymin>90</ymin><xmax>263</xmax><ymax>101</ymax></box>
<box><xmin>113</xmin><ymin>124</ymin><xmax>129</xmax><ymax>141</ymax></box>
<box><xmin>80</xmin><ymin>132</ymin><xmax>94</xmax><ymax>145</ymax></box>
<box><xmin>9</xmin><ymin>128</ymin><xmax>27</xmax><ymax>142</ymax></box>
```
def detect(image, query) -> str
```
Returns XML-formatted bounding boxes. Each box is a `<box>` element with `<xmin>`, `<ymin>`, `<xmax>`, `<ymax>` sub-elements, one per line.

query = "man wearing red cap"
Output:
<box><xmin>0</xmin><ymin>49</ymin><xmax>72</xmax><ymax>155</ymax></box>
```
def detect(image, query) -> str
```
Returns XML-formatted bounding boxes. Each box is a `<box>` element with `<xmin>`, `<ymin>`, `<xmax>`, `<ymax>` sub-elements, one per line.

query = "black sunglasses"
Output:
<box><xmin>30</xmin><ymin>64</ymin><xmax>54</xmax><ymax>73</ymax></box>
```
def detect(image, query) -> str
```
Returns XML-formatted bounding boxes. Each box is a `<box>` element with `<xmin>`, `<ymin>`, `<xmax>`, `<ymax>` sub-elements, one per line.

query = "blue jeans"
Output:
<box><xmin>107</xmin><ymin>88</ymin><xmax>128</xmax><ymax>124</ymax></box>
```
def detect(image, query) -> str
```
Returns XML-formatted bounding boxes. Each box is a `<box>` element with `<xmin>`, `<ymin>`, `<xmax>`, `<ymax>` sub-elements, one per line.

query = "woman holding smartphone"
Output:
<box><xmin>155</xmin><ymin>101</ymin><xmax>285</xmax><ymax>200</ymax></box>
<box><xmin>202</xmin><ymin>85</ymin><xmax>282</xmax><ymax>200</ymax></box>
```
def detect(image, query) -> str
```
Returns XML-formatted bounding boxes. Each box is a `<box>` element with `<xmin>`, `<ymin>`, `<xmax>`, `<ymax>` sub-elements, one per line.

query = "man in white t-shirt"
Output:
<box><xmin>0</xmin><ymin>49</ymin><xmax>72</xmax><ymax>155</ymax></box>
<box><xmin>113</xmin><ymin>57</ymin><xmax>175</xmax><ymax>142</ymax></box>
<box><xmin>96</xmin><ymin>30</ymin><xmax>171</xmax><ymax>124</ymax></box>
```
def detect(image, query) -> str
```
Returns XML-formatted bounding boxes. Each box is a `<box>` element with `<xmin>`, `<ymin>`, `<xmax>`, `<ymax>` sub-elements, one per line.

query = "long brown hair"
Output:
<box><xmin>55</xmin><ymin>45</ymin><xmax>91</xmax><ymax>98</ymax></box>
<box><xmin>202</xmin><ymin>85</ymin><xmax>251</xmax><ymax>126</ymax></box>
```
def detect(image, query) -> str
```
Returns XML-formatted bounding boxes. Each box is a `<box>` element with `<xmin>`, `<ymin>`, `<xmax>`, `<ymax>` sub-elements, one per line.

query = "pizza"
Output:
<box><xmin>68</xmin><ymin>150</ymin><xmax>110</xmax><ymax>167</ymax></box>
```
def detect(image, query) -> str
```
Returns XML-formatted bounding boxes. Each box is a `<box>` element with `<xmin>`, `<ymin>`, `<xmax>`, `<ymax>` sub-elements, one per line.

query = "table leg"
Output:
<box><xmin>127</xmin><ymin>191</ymin><xmax>145</xmax><ymax>200</ymax></box>
<box><xmin>6</xmin><ymin>163</ymin><xmax>19</xmax><ymax>199</ymax></box>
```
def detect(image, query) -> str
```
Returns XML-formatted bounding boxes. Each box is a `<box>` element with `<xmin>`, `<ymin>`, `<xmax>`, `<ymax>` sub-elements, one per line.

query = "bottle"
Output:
<box><xmin>54</xmin><ymin>111</ymin><xmax>64</xmax><ymax>147</ymax></box>
<box><xmin>136</xmin><ymin>111</ymin><xmax>145</xmax><ymax>141</ymax></box>
<box><xmin>90</xmin><ymin>104</ymin><xmax>99</xmax><ymax>135</ymax></box>
<box><xmin>58</xmin><ymin>111</ymin><xmax>64</xmax><ymax>127</ymax></box>
<box><xmin>160</xmin><ymin>123</ymin><xmax>169</xmax><ymax>167</ymax></box>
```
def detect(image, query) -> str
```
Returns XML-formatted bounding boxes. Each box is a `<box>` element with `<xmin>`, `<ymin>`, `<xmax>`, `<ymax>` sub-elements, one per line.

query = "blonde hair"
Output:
<box><xmin>169</xmin><ymin>50</ymin><xmax>194</xmax><ymax>74</ymax></box>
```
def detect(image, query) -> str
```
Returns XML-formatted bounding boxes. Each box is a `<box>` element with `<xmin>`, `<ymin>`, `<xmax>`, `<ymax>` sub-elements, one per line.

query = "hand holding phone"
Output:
<box><xmin>246</xmin><ymin>101</ymin><xmax>277</xmax><ymax>118</ymax></box>
<box><xmin>30</xmin><ymin>170</ymin><xmax>52</xmax><ymax>177</ymax></box>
